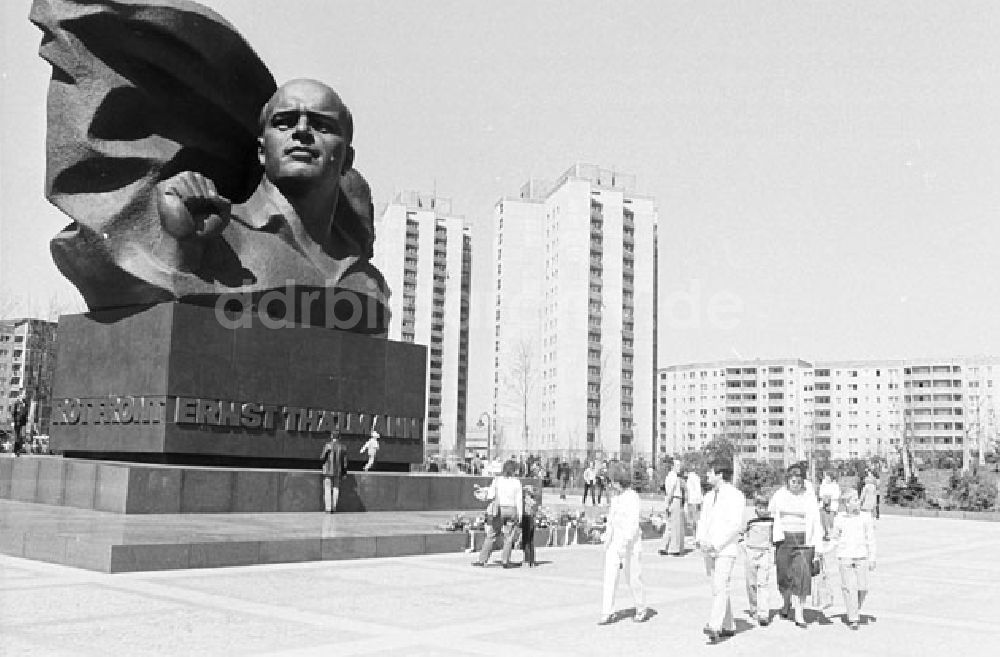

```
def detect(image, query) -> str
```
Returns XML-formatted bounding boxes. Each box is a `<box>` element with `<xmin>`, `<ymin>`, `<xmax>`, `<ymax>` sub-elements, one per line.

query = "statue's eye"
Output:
<box><xmin>272</xmin><ymin>113</ymin><xmax>297</xmax><ymax>129</ymax></box>
<box><xmin>311</xmin><ymin>118</ymin><xmax>336</xmax><ymax>134</ymax></box>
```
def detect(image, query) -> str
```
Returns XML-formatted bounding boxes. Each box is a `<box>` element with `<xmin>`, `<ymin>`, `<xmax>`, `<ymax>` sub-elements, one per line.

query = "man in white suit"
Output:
<box><xmin>696</xmin><ymin>458</ymin><xmax>746</xmax><ymax>644</ymax></box>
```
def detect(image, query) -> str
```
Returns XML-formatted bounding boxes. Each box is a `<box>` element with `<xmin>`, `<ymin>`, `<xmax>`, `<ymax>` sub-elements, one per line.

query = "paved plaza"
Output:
<box><xmin>1</xmin><ymin>513</ymin><xmax>998</xmax><ymax>656</ymax></box>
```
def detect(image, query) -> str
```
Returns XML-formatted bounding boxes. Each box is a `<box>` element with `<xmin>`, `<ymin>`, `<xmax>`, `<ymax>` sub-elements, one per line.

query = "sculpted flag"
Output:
<box><xmin>31</xmin><ymin>0</ymin><xmax>382</xmax><ymax>322</ymax></box>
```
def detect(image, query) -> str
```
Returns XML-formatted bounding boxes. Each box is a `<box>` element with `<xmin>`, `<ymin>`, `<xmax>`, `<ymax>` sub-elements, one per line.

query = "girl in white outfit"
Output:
<box><xmin>832</xmin><ymin>489</ymin><xmax>876</xmax><ymax>630</ymax></box>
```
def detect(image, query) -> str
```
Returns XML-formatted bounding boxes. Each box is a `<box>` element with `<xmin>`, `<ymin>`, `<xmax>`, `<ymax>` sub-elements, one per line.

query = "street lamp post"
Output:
<box><xmin>477</xmin><ymin>412</ymin><xmax>492</xmax><ymax>463</ymax></box>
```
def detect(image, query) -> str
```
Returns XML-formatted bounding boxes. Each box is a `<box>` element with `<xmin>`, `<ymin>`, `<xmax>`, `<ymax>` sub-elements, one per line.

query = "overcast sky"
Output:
<box><xmin>3</xmin><ymin>0</ymin><xmax>999</xmax><ymax>407</ymax></box>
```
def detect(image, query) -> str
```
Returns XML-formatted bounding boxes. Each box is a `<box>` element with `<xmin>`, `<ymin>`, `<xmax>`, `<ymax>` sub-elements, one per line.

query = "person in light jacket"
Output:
<box><xmin>769</xmin><ymin>465</ymin><xmax>825</xmax><ymax>628</ymax></box>
<box><xmin>859</xmin><ymin>473</ymin><xmax>879</xmax><ymax>519</ymax></box>
<box><xmin>582</xmin><ymin>462</ymin><xmax>597</xmax><ymax>505</ymax></box>
<box><xmin>598</xmin><ymin>469</ymin><xmax>650</xmax><ymax>625</ymax></box>
<box><xmin>472</xmin><ymin>460</ymin><xmax>523</xmax><ymax>568</ymax></box>
<box><xmin>696</xmin><ymin>458</ymin><xmax>746</xmax><ymax>644</ymax></box>
<box><xmin>686</xmin><ymin>469</ymin><xmax>704</xmax><ymax>535</ymax></box>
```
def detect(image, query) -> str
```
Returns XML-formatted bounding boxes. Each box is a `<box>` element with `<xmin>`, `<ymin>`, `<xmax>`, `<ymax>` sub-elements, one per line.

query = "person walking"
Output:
<box><xmin>595</xmin><ymin>461</ymin><xmax>609</xmax><ymax>504</ymax></box>
<box><xmin>686</xmin><ymin>468</ymin><xmax>704</xmax><ymax>537</ymax></box>
<box><xmin>813</xmin><ymin>471</ymin><xmax>840</xmax><ymax>608</ymax></box>
<box><xmin>742</xmin><ymin>493</ymin><xmax>775</xmax><ymax>626</ymax></box>
<box><xmin>558</xmin><ymin>460</ymin><xmax>570</xmax><ymax>500</ymax></box>
<box><xmin>859</xmin><ymin>473</ymin><xmax>878</xmax><ymax>519</ymax></box>
<box><xmin>818</xmin><ymin>471</ymin><xmax>841</xmax><ymax>511</ymax></box>
<box><xmin>582</xmin><ymin>462</ymin><xmax>597</xmax><ymax>505</ymax></box>
<box><xmin>11</xmin><ymin>396</ymin><xmax>28</xmax><ymax>457</ymax></box>
<box><xmin>818</xmin><ymin>471</ymin><xmax>841</xmax><ymax>536</ymax></box>
<box><xmin>832</xmin><ymin>489</ymin><xmax>876</xmax><ymax>630</ymax></box>
<box><xmin>520</xmin><ymin>485</ymin><xmax>539</xmax><ymax>567</ymax></box>
<box><xmin>598</xmin><ymin>470</ymin><xmax>651</xmax><ymax>625</ymax></box>
<box><xmin>319</xmin><ymin>430</ymin><xmax>347</xmax><ymax>513</ymax></box>
<box><xmin>659</xmin><ymin>459</ymin><xmax>685</xmax><ymax>556</ymax></box>
<box><xmin>472</xmin><ymin>460</ymin><xmax>523</xmax><ymax>568</ymax></box>
<box><xmin>769</xmin><ymin>465</ymin><xmax>824</xmax><ymax>628</ymax></box>
<box><xmin>697</xmin><ymin>459</ymin><xmax>746</xmax><ymax>644</ymax></box>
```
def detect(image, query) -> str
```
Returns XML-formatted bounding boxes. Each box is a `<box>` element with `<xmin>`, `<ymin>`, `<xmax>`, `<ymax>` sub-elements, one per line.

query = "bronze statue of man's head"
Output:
<box><xmin>257</xmin><ymin>79</ymin><xmax>355</xmax><ymax>192</ymax></box>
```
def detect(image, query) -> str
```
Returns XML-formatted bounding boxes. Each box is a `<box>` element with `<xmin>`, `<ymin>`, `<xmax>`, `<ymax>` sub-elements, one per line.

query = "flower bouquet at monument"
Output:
<box><xmin>579</xmin><ymin>512</ymin><xmax>607</xmax><ymax>544</ymax></box>
<box><xmin>646</xmin><ymin>512</ymin><xmax>667</xmax><ymax>531</ymax></box>
<box><xmin>535</xmin><ymin>506</ymin><xmax>555</xmax><ymax>528</ymax></box>
<box><xmin>437</xmin><ymin>513</ymin><xmax>468</xmax><ymax>532</ymax></box>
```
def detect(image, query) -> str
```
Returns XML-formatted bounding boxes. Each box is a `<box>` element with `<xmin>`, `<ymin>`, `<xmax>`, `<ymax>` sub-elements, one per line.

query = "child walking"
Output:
<box><xmin>832</xmin><ymin>489</ymin><xmax>876</xmax><ymax>630</ymax></box>
<box><xmin>742</xmin><ymin>493</ymin><xmax>775</xmax><ymax>626</ymax></box>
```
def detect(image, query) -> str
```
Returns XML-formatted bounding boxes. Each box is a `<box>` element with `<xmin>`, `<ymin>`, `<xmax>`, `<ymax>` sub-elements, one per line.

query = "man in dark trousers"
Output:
<box><xmin>320</xmin><ymin>430</ymin><xmax>347</xmax><ymax>513</ymax></box>
<box><xmin>12</xmin><ymin>396</ymin><xmax>29</xmax><ymax>457</ymax></box>
<box><xmin>558</xmin><ymin>460</ymin><xmax>571</xmax><ymax>500</ymax></box>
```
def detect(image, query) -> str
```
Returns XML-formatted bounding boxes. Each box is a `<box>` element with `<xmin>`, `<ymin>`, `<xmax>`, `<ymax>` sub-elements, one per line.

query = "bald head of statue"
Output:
<box><xmin>256</xmin><ymin>79</ymin><xmax>355</xmax><ymax>196</ymax></box>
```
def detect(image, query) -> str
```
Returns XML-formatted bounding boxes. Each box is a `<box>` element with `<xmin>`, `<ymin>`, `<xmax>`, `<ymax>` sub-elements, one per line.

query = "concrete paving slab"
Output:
<box><xmin>3</xmin><ymin>514</ymin><xmax>998</xmax><ymax>656</ymax></box>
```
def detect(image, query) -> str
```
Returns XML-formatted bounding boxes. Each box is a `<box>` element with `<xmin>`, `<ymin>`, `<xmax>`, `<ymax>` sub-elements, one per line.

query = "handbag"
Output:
<box><xmin>810</xmin><ymin>558</ymin><xmax>822</xmax><ymax>577</ymax></box>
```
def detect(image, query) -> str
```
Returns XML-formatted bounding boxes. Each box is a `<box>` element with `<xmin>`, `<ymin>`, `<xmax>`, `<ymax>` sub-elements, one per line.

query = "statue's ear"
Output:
<box><xmin>257</xmin><ymin>137</ymin><xmax>265</xmax><ymax>166</ymax></box>
<box><xmin>343</xmin><ymin>146</ymin><xmax>355</xmax><ymax>173</ymax></box>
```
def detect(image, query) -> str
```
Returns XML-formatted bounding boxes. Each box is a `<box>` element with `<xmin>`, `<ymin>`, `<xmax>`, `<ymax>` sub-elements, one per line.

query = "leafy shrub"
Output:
<box><xmin>885</xmin><ymin>472</ymin><xmax>926</xmax><ymax>507</ymax></box>
<box><xmin>737</xmin><ymin>460</ymin><xmax>784</xmax><ymax>499</ymax></box>
<box><xmin>945</xmin><ymin>469</ymin><xmax>996</xmax><ymax>511</ymax></box>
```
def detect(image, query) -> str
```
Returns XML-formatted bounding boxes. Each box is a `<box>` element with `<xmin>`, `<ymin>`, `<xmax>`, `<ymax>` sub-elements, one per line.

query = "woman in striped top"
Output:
<box><xmin>768</xmin><ymin>465</ymin><xmax>824</xmax><ymax>628</ymax></box>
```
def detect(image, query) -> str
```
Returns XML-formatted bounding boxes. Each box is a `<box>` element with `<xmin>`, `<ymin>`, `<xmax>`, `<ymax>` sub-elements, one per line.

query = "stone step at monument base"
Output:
<box><xmin>0</xmin><ymin>501</ymin><xmax>641</xmax><ymax>573</ymax></box>
<box><xmin>0</xmin><ymin>456</ymin><xmax>534</xmax><ymax>514</ymax></box>
<box><xmin>0</xmin><ymin>500</ymin><xmax>475</xmax><ymax>573</ymax></box>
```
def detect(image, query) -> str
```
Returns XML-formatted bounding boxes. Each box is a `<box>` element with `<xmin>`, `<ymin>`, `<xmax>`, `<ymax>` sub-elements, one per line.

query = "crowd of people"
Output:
<box><xmin>466</xmin><ymin>454</ymin><xmax>878</xmax><ymax>644</ymax></box>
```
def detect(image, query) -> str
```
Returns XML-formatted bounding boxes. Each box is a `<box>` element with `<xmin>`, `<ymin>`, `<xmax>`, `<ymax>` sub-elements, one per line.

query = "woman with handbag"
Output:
<box><xmin>472</xmin><ymin>460</ymin><xmax>523</xmax><ymax>568</ymax></box>
<box><xmin>768</xmin><ymin>465</ymin><xmax>824</xmax><ymax>628</ymax></box>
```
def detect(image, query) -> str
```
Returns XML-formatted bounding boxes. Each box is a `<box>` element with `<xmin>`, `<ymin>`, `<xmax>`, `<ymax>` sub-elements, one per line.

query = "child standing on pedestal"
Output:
<box><xmin>360</xmin><ymin>429</ymin><xmax>380</xmax><ymax>471</ymax></box>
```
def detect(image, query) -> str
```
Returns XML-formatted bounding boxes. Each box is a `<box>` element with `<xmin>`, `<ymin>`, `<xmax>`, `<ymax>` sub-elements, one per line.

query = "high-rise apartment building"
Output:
<box><xmin>374</xmin><ymin>191</ymin><xmax>471</xmax><ymax>456</ymax></box>
<box><xmin>492</xmin><ymin>164</ymin><xmax>657</xmax><ymax>459</ymax></box>
<box><xmin>659</xmin><ymin>356</ymin><xmax>1000</xmax><ymax>464</ymax></box>
<box><xmin>0</xmin><ymin>318</ymin><xmax>58</xmax><ymax>434</ymax></box>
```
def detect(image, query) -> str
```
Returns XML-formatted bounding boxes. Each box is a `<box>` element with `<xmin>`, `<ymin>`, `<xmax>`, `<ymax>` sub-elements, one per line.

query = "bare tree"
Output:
<box><xmin>501</xmin><ymin>338</ymin><xmax>537</xmax><ymax>451</ymax></box>
<box><xmin>0</xmin><ymin>292</ymin><xmax>84</xmax><ymax>321</ymax></box>
<box><xmin>894</xmin><ymin>394</ymin><xmax>912</xmax><ymax>480</ymax></box>
<box><xmin>40</xmin><ymin>293</ymin><xmax>85</xmax><ymax>321</ymax></box>
<box><xmin>591</xmin><ymin>350</ymin><xmax>619</xmax><ymax>457</ymax></box>
<box><xmin>0</xmin><ymin>294</ymin><xmax>21</xmax><ymax>319</ymax></box>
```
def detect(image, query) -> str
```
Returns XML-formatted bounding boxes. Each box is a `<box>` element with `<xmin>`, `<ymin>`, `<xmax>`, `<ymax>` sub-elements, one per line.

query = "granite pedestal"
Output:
<box><xmin>0</xmin><ymin>457</ymin><xmax>547</xmax><ymax>572</ymax></box>
<box><xmin>0</xmin><ymin>456</ymin><xmax>533</xmax><ymax>514</ymax></box>
<box><xmin>49</xmin><ymin>303</ymin><xmax>426</xmax><ymax>468</ymax></box>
